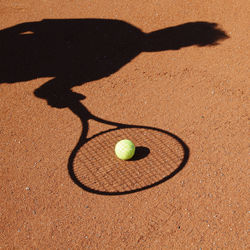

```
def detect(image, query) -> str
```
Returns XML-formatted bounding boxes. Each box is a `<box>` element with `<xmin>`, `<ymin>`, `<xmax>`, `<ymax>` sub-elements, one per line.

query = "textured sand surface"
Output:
<box><xmin>1</xmin><ymin>1</ymin><xmax>249</xmax><ymax>248</ymax></box>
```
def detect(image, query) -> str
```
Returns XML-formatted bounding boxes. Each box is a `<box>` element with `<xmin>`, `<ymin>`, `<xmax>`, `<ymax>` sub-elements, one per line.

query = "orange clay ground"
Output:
<box><xmin>0</xmin><ymin>1</ymin><xmax>249</xmax><ymax>249</ymax></box>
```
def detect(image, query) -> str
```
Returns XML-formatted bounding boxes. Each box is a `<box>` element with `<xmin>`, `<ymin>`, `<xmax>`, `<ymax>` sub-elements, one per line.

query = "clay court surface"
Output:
<box><xmin>1</xmin><ymin>0</ymin><xmax>249</xmax><ymax>249</ymax></box>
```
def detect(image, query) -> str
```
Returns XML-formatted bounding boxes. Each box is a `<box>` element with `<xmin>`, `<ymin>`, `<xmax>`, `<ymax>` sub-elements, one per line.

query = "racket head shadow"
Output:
<box><xmin>68</xmin><ymin>125</ymin><xmax>189</xmax><ymax>195</ymax></box>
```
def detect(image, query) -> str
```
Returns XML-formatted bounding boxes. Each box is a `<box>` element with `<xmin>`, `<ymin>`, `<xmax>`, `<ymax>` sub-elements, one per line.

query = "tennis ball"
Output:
<box><xmin>115</xmin><ymin>139</ymin><xmax>135</xmax><ymax>160</ymax></box>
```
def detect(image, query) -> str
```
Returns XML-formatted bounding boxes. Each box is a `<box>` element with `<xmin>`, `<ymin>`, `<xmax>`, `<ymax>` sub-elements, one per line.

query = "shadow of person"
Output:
<box><xmin>0</xmin><ymin>19</ymin><xmax>228</xmax><ymax>108</ymax></box>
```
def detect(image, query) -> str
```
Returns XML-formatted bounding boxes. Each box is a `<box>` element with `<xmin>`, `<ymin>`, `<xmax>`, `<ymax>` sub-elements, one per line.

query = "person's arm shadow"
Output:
<box><xmin>0</xmin><ymin>19</ymin><xmax>228</xmax><ymax>108</ymax></box>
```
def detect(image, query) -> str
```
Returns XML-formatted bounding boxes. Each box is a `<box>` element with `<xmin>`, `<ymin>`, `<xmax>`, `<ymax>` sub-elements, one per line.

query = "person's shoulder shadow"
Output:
<box><xmin>0</xmin><ymin>19</ymin><xmax>228</xmax><ymax>108</ymax></box>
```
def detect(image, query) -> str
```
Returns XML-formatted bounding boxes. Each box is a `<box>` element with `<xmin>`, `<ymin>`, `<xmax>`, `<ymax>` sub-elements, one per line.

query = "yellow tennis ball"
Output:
<box><xmin>115</xmin><ymin>139</ymin><xmax>135</xmax><ymax>160</ymax></box>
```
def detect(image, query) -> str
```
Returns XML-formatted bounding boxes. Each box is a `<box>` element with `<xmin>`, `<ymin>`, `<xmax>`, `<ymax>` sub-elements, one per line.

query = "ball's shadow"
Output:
<box><xmin>130</xmin><ymin>146</ymin><xmax>150</xmax><ymax>161</ymax></box>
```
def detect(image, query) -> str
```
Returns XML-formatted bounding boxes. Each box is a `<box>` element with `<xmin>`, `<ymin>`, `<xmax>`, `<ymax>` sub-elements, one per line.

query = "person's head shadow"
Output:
<box><xmin>0</xmin><ymin>19</ymin><xmax>228</xmax><ymax>108</ymax></box>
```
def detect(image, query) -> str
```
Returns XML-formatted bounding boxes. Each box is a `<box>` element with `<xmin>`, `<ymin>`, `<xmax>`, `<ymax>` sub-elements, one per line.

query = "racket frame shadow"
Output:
<box><xmin>67</xmin><ymin>102</ymin><xmax>189</xmax><ymax>195</ymax></box>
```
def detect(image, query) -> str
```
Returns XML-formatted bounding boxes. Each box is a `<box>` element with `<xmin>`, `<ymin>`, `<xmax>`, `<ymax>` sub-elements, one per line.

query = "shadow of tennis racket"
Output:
<box><xmin>67</xmin><ymin>101</ymin><xmax>189</xmax><ymax>195</ymax></box>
